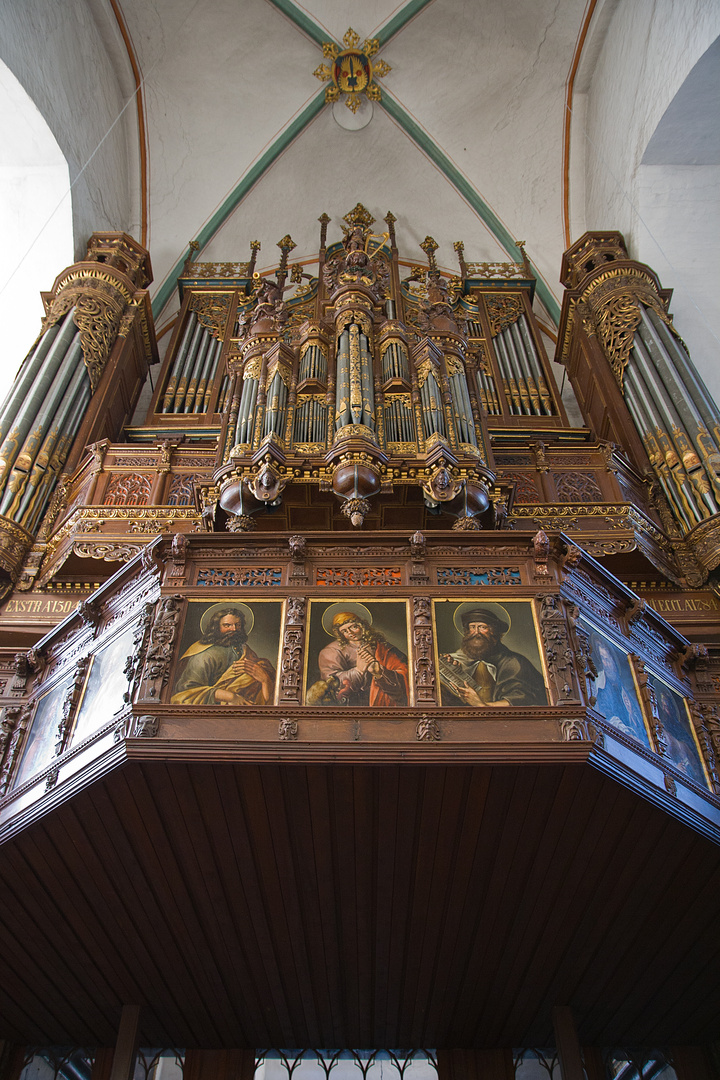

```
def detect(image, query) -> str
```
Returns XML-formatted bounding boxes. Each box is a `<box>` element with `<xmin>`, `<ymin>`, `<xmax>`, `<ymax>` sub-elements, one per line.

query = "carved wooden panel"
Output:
<box><xmin>196</xmin><ymin>568</ymin><xmax>283</xmax><ymax>586</ymax></box>
<box><xmin>436</xmin><ymin>567</ymin><xmax>522</xmax><ymax>586</ymax></box>
<box><xmin>315</xmin><ymin>568</ymin><xmax>402</xmax><ymax>587</ymax></box>
<box><xmin>103</xmin><ymin>473</ymin><xmax>152</xmax><ymax>506</ymax></box>
<box><xmin>554</xmin><ymin>471</ymin><xmax>603</xmax><ymax>503</ymax></box>
<box><xmin>167</xmin><ymin>474</ymin><xmax>202</xmax><ymax>506</ymax></box>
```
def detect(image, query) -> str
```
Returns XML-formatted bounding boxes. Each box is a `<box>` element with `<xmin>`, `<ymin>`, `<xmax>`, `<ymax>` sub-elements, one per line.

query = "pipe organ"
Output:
<box><xmin>0</xmin><ymin>211</ymin><xmax>720</xmax><ymax>1078</ymax></box>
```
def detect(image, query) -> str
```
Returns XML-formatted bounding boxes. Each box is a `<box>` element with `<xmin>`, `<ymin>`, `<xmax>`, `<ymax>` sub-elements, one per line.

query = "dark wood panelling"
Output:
<box><xmin>0</xmin><ymin>761</ymin><xmax>719</xmax><ymax>1049</ymax></box>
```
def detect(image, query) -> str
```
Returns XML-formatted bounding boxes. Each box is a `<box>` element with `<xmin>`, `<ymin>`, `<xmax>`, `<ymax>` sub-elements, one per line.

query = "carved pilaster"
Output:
<box><xmin>0</xmin><ymin>704</ymin><xmax>32</xmax><ymax>795</ymax></box>
<box><xmin>122</xmin><ymin>602</ymin><xmax>155</xmax><ymax>705</ymax></box>
<box><xmin>691</xmin><ymin>702</ymin><xmax>720</xmax><ymax>795</ymax></box>
<box><xmin>136</xmin><ymin>595</ymin><xmax>184</xmax><ymax>702</ymax></box>
<box><xmin>280</xmin><ymin>597</ymin><xmax>306</xmax><ymax>703</ymax></box>
<box><xmin>412</xmin><ymin>596</ymin><xmax>436</xmax><ymax>705</ymax></box>
<box><xmin>54</xmin><ymin>655</ymin><xmax>91</xmax><ymax>760</ymax></box>
<box><xmin>538</xmin><ymin>594</ymin><xmax>581</xmax><ymax>704</ymax></box>
<box><xmin>636</xmin><ymin>658</ymin><xmax>667</xmax><ymax>757</ymax></box>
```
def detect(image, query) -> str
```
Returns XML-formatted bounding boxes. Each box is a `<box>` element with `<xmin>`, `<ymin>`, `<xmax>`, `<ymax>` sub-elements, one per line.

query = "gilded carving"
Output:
<box><xmin>188</xmin><ymin>292</ymin><xmax>233</xmax><ymax>341</ymax></box>
<box><xmin>485</xmin><ymin>294</ymin><xmax>523</xmax><ymax>337</ymax></box>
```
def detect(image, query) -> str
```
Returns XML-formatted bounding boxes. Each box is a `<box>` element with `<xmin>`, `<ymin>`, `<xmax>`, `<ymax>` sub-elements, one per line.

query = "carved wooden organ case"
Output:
<box><xmin>0</xmin><ymin>205</ymin><xmax>719</xmax><ymax>841</ymax></box>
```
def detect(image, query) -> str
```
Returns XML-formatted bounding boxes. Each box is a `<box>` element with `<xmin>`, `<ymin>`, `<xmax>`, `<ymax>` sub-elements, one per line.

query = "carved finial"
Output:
<box><xmin>453</xmin><ymin>240</ymin><xmax>467</xmax><ymax>278</ymax></box>
<box><xmin>420</xmin><ymin>236</ymin><xmax>439</xmax><ymax>272</ymax></box>
<box><xmin>515</xmin><ymin>239</ymin><xmax>531</xmax><ymax>275</ymax></box>
<box><xmin>183</xmin><ymin>239</ymin><xmax>200</xmax><ymax>274</ymax></box>
<box><xmin>276</xmin><ymin>235</ymin><xmax>296</xmax><ymax>283</ymax></box>
<box><xmin>384</xmin><ymin>211</ymin><xmax>397</xmax><ymax>246</ymax></box>
<box><xmin>248</xmin><ymin>240</ymin><xmax>261</xmax><ymax>275</ymax></box>
<box><xmin>318</xmin><ymin>213</ymin><xmax>331</xmax><ymax>249</ymax></box>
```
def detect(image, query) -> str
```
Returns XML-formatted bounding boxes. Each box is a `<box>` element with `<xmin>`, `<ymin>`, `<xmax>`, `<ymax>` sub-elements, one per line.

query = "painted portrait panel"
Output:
<box><xmin>433</xmin><ymin>600</ymin><xmax>548</xmax><ymax>708</ymax></box>
<box><xmin>305</xmin><ymin>601</ymin><xmax>410</xmax><ymax>707</ymax></box>
<box><xmin>647</xmin><ymin>673</ymin><xmax>708</xmax><ymax>788</ymax></box>
<box><xmin>12</xmin><ymin>675</ymin><xmax>73</xmax><ymax>789</ymax></box>
<box><xmin>70</xmin><ymin>623</ymin><xmax>137</xmax><ymax>747</ymax></box>
<box><xmin>583</xmin><ymin>622</ymin><xmax>651</xmax><ymax>749</ymax></box>
<box><xmin>171</xmin><ymin>600</ymin><xmax>282</xmax><ymax>706</ymax></box>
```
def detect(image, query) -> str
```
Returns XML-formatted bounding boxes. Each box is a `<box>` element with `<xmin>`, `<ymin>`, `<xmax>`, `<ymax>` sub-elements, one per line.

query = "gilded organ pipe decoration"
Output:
<box><xmin>557</xmin><ymin>231</ymin><xmax>720</xmax><ymax>547</ymax></box>
<box><xmin>313</xmin><ymin>28</ymin><xmax>391</xmax><ymax>113</ymax></box>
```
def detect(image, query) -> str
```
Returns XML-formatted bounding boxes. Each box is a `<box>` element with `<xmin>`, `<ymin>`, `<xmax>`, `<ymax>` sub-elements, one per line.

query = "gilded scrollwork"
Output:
<box><xmin>485</xmin><ymin>294</ymin><xmax>523</xmax><ymax>337</ymax></box>
<box><xmin>189</xmin><ymin>292</ymin><xmax>233</xmax><ymax>341</ymax></box>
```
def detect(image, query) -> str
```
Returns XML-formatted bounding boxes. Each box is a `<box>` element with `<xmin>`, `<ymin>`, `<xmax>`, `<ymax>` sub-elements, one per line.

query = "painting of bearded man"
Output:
<box><xmin>436</xmin><ymin>601</ymin><xmax>547</xmax><ymax>707</ymax></box>
<box><xmin>306</xmin><ymin>601</ymin><xmax>409</xmax><ymax>707</ymax></box>
<box><xmin>171</xmin><ymin>602</ymin><xmax>277</xmax><ymax>705</ymax></box>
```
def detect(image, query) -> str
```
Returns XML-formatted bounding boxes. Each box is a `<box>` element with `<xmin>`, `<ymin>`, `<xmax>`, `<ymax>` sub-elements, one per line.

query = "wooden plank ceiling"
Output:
<box><xmin>0</xmin><ymin>761</ymin><xmax>719</xmax><ymax>1049</ymax></box>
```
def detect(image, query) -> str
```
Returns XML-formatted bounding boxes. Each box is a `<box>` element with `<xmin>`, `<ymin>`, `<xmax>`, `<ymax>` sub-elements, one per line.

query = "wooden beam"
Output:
<box><xmin>109</xmin><ymin>1005</ymin><xmax>141</xmax><ymax>1080</ymax></box>
<box><xmin>552</xmin><ymin>1006</ymin><xmax>585</xmax><ymax>1080</ymax></box>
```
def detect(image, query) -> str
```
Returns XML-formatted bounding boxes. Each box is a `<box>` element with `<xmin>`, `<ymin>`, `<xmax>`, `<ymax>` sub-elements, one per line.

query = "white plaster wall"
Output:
<box><xmin>584</xmin><ymin>0</ymin><xmax>720</xmax><ymax>241</ymax></box>
<box><xmin>0</xmin><ymin>62</ymin><xmax>73</xmax><ymax>396</ymax></box>
<box><xmin>636</xmin><ymin>162</ymin><xmax>720</xmax><ymax>402</ymax></box>
<box><xmin>580</xmin><ymin>1</ymin><xmax>720</xmax><ymax>399</ymax></box>
<box><xmin>0</xmin><ymin>0</ymin><xmax>138</xmax><ymax>260</ymax></box>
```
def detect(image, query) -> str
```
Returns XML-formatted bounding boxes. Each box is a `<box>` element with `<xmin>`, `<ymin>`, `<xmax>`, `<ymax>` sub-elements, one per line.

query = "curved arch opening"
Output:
<box><xmin>636</xmin><ymin>34</ymin><xmax>720</xmax><ymax>402</ymax></box>
<box><xmin>0</xmin><ymin>60</ymin><xmax>73</xmax><ymax>403</ymax></box>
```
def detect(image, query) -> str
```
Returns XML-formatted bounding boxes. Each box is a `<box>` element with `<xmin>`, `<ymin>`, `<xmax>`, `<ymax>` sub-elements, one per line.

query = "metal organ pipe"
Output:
<box><xmin>0</xmin><ymin>310</ymin><xmax>68</xmax><ymax>444</ymax></box>
<box><xmin>163</xmin><ymin>315</ymin><xmax>201</xmax><ymax>412</ymax></box>
<box><xmin>516</xmin><ymin>315</ymin><xmax>554</xmax><ymax>415</ymax></box>
<box><xmin>235</xmin><ymin>366</ymin><xmax>259</xmax><ymax>445</ymax></box>
<box><xmin>0</xmin><ymin>310</ymin><xmax>80</xmax><ymax>481</ymax></box>
<box><xmin>0</xmin><ymin>334</ymin><xmax>90</xmax><ymax>526</ymax></box>
<box><xmin>263</xmin><ymin>369</ymin><xmax>289</xmax><ymax>439</ymax></box>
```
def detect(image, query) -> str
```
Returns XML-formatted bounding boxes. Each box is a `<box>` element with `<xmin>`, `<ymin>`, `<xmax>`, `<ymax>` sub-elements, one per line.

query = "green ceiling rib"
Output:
<box><xmin>380</xmin><ymin>91</ymin><xmax>561</xmax><ymax>323</ymax></box>
<box><xmin>265</xmin><ymin>0</ymin><xmax>327</xmax><ymax>48</ymax></box>
<box><xmin>265</xmin><ymin>0</ymin><xmax>436</xmax><ymax>50</ymax></box>
<box><xmin>152</xmin><ymin>0</ymin><xmax>560</xmax><ymax>325</ymax></box>
<box><xmin>151</xmin><ymin>89</ymin><xmax>326</xmax><ymax>319</ymax></box>
<box><xmin>375</xmin><ymin>0</ymin><xmax>437</xmax><ymax>47</ymax></box>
